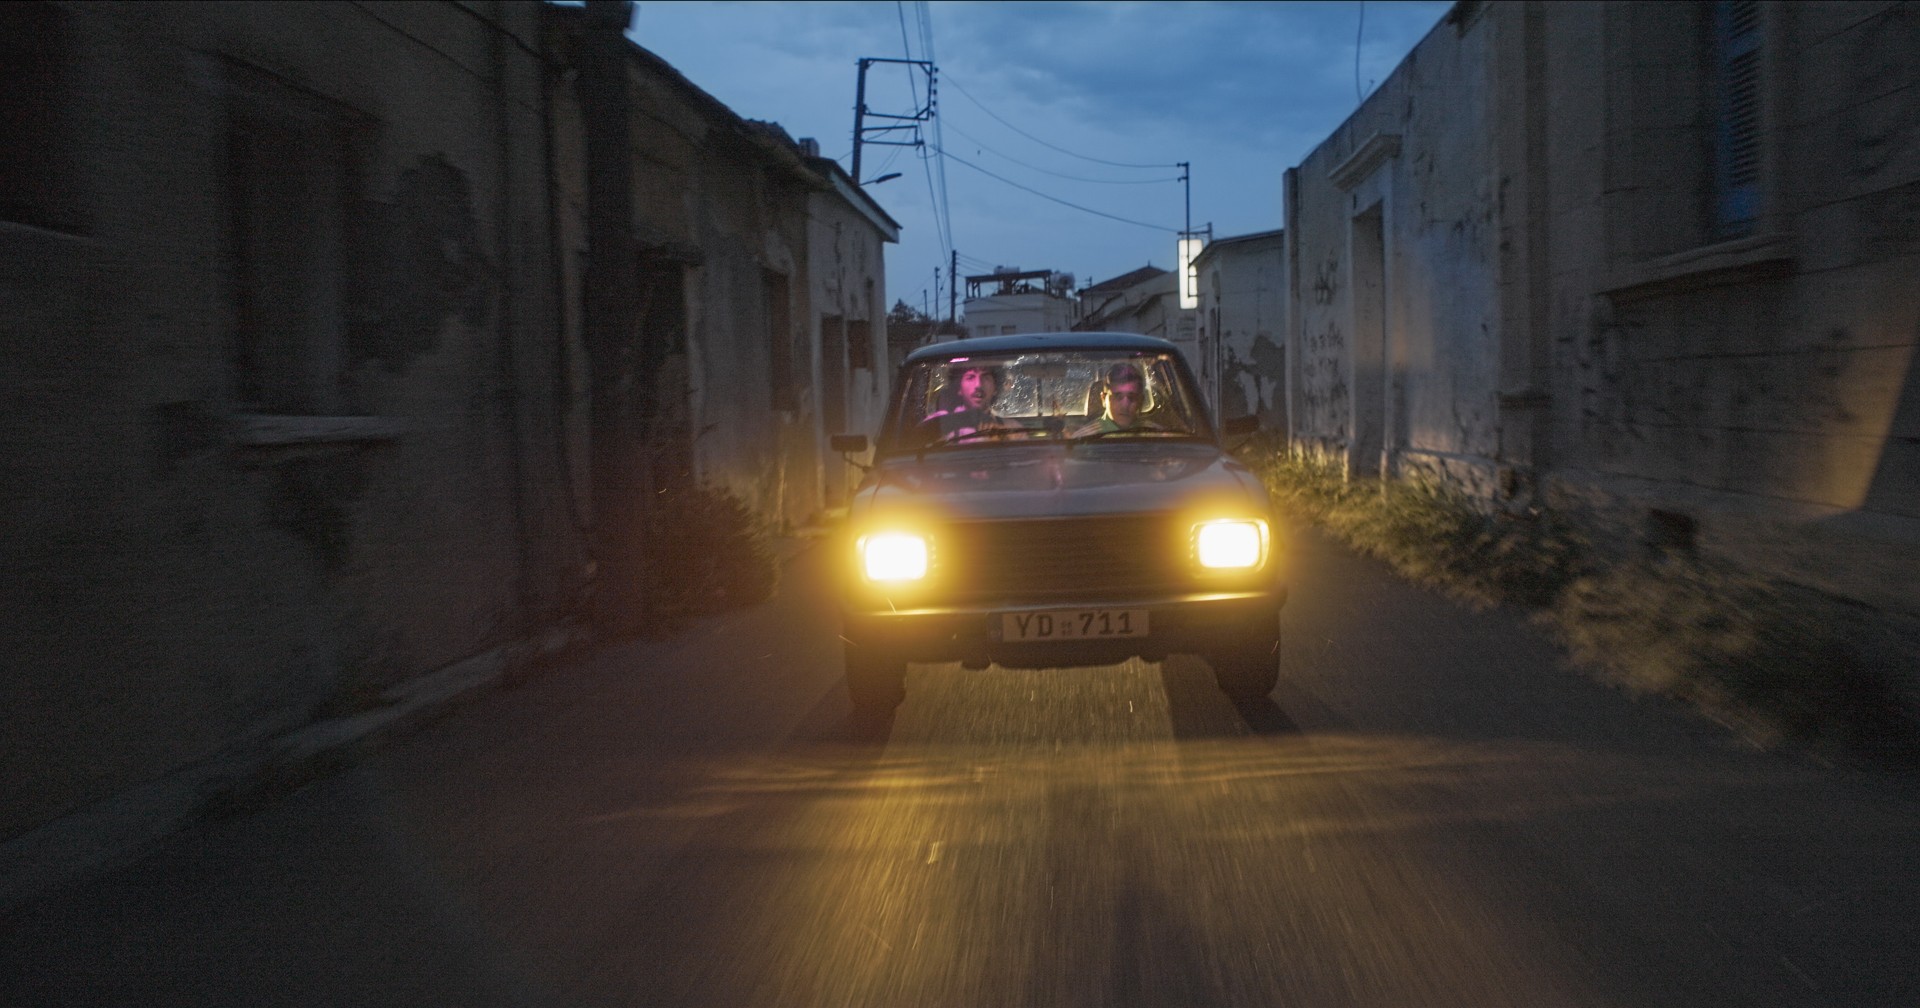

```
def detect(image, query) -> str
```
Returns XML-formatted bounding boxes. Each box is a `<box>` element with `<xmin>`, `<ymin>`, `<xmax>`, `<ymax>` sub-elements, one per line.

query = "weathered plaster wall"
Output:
<box><xmin>1</xmin><ymin>2</ymin><xmax>578</xmax><ymax>841</ymax></box>
<box><xmin>806</xmin><ymin>182</ymin><xmax>891</xmax><ymax>510</ymax></box>
<box><xmin>1197</xmin><ymin>233</ymin><xmax>1287</xmax><ymax>429</ymax></box>
<box><xmin>1546</xmin><ymin>1</ymin><xmax>1920</xmax><ymax>613</ymax></box>
<box><xmin>1284</xmin><ymin>0</ymin><xmax>1920</xmax><ymax>616</ymax></box>
<box><xmin>1288</xmin><ymin>10</ymin><xmax>1502</xmax><ymax>486</ymax></box>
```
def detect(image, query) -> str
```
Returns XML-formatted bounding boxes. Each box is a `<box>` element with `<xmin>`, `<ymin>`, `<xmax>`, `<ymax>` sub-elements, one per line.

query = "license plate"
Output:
<box><xmin>1000</xmin><ymin>608</ymin><xmax>1148</xmax><ymax>642</ymax></box>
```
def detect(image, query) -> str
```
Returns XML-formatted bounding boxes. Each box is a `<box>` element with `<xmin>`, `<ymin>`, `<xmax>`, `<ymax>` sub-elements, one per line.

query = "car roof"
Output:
<box><xmin>903</xmin><ymin>331</ymin><xmax>1181</xmax><ymax>364</ymax></box>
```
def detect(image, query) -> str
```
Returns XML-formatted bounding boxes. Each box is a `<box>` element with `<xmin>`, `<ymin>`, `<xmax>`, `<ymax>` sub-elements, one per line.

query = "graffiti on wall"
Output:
<box><xmin>1297</xmin><ymin>252</ymin><xmax>1349</xmax><ymax>432</ymax></box>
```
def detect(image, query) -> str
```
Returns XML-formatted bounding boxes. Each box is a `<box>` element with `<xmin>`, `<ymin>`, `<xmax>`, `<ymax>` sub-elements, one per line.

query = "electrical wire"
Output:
<box><xmin>942</xmin><ymin>119</ymin><xmax>1182</xmax><ymax>184</ymax></box>
<box><xmin>919</xmin><ymin>1</ymin><xmax>955</xmax><ymax>273</ymax></box>
<box><xmin>943</xmin><ymin>71</ymin><xmax>1181</xmax><ymax>170</ymax></box>
<box><xmin>932</xmin><ymin>144</ymin><xmax>1177</xmax><ymax>232</ymax></box>
<box><xmin>1355</xmin><ymin>0</ymin><xmax>1366</xmax><ymax>102</ymax></box>
<box><xmin>889</xmin><ymin>2</ymin><xmax>951</xmax><ymax>268</ymax></box>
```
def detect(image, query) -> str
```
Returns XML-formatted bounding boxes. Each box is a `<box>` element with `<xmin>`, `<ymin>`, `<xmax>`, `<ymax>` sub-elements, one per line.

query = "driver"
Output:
<box><xmin>928</xmin><ymin>362</ymin><xmax>1016</xmax><ymax>441</ymax></box>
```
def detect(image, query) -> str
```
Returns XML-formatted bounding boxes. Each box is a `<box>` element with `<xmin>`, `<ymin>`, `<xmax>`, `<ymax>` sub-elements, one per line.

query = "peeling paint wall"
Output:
<box><xmin>1</xmin><ymin>2</ymin><xmax>581</xmax><ymax>841</ymax></box>
<box><xmin>1284</xmin><ymin>1</ymin><xmax>1920</xmax><ymax>615</ymax></box>
<box><xmin>806</xmin><ymin>177</ymin><xmax>892</xmax><ymax>511</ymax></box>
<box><xmin>1196</xmin><ymin>232</ymin><xmax>1288</xmax><ymax>430</ymax></box>
<box><xmin>1287</xmin><ymin>9</ymin><xmax>1502</xmax><ymax>486</ymax></box>
<box><xmin>1546</xmin><ymin>0</ymin><xmax>1920</xmax><ymax>613</ymax></box>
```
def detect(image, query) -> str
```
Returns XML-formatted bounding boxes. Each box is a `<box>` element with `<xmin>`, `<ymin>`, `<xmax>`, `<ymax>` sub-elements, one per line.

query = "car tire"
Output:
<box><xmin>845</xmin><ymin>640</ymin><xmax>907</xmax><ymax>716</ymax></box>
<box><xmin>1210</xmin><ymin>628</ymin><xmax>1280</xmax><ymax>702</ymax></box>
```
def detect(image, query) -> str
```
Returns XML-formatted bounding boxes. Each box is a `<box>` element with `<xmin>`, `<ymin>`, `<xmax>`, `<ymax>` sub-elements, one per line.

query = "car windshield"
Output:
<box><xmin>881</xmin><ymin>349</ymin><xmax>1209</xmax><ymax>452</ymax></box>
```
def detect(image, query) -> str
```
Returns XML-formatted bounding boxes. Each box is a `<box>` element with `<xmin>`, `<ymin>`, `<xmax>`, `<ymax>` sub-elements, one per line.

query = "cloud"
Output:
<box><xmin>631</xmin><ymin>0</ymin><xmax>1449</xmax><ymax>304</ymax></box>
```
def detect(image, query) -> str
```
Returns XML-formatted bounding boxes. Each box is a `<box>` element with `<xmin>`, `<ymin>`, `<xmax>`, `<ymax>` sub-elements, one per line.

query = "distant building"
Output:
<box><xmin>1193</xmin><ymin>230</ymin><xmax>1287</xmax><ymax>428</ymax></box>
<box><xmin>961</xmin><ymin>267</ymin><xmax>1079</xmax><ymax>337</ymax></box>
<box><xmin>1074</xmin><ymin>265</ymin><xmax>1199</xmax><ymax>375</ymax></box>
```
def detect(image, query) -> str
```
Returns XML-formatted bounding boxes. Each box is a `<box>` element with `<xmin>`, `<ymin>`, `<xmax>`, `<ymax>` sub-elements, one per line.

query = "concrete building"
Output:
<box><xmin>2</xmin><ymin>0</ymin><xmax>897</xmax><ymax>881</ymax></box>
<box><xmin>1283</xmin><ymin>0</ymin><xmax>1920</xmax><ymax>619</ymax></box>
<box><xmin>961</xmin><ymin>268</ymin><xmax>1080</xmax><ymax>337</ymax></box>
<box><xmin>1074</xmin><ymin>265</ymin><xmax>1201</xmax><ymax>383</ymax></box>
<box><xmin>1193</xmin><ymin>229</ymin><xmax>1288</xmax><ymax>429</ymax></box>
<box><xmin>2</xmin><ymin>1</ymin><xmax>583</xmax><ymax>848</ymax></box>
<box><xmin>549</xmin><ymin>4</ymin><xmax>896</xmax><ymax>545</ymax></box>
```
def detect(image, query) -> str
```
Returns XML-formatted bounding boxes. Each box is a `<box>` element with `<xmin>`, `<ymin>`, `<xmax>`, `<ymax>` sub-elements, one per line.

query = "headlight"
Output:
<box><xmin>1194</xmin><ymin>519</ymin><xmax>1266</xmax><ymax>570</ymax></box>
<box><xmin>861</xmin><ymin>532</ymin><xmax>929</xmax><ymax>582</ymax></box>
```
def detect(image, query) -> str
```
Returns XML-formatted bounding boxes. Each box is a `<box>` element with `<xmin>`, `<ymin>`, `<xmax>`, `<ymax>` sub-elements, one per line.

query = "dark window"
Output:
<box><xmin>764</xmin><ymin>270</ymin><xmax>794</xmax><ymax>411</ymax></box>
<box><xmin>225</xmin><ymin>64</ymin><xmax>373</xmax><ymax>414</ymax></box>
<box><xmin>0</xmin><ymin>3</ymin><xmax>80</xmax><ymax>232</ymax></box>
<box><xmin>820</xmin><ymin>313</ymin><xmax>846</xmax><ymax>438</ymax></box>
<box><xmin>848</xmin><ymin>319</ymin><xmax>872</xmax><ymax>372</ymax></box>
<box><xmin>1710</xmin><ymin>0</ymin><xmax>1762</xmax><ymax>239</ymax></box>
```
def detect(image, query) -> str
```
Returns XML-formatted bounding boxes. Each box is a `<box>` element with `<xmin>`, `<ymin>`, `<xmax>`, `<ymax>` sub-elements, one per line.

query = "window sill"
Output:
<box><xmin>232</xmin><ymin>414</ymin><xmax>410</xmax><ymax>448</ymax></box>
<box><xmin>1600</xmin><ymin>233</ymin><xmax>1794</xmax><ymax>302</ymax></box>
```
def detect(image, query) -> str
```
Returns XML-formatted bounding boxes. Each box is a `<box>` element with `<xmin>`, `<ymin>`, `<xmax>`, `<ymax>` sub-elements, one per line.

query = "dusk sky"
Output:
<box><xmin>632</xmin><ymin>1</ymin><xmax>1451</xmax><ymax>315</ymax></box>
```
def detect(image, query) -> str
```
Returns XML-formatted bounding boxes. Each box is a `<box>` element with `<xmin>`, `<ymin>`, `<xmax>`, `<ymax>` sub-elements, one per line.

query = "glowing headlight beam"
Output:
<box><xmin>1195</xmin><ymin>519</ymin><xmax>1265</xmax><ymax>569</ymax></box>
<box><xmin>861</xmin><ymin>533</ymin><xmax>929</xmax><ymax>582</ymax></box>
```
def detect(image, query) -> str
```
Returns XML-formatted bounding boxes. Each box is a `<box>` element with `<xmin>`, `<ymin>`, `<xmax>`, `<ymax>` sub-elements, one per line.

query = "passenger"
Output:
<box><xmin>1072</xmin><ymin>362</ymin><xmax>1154</xmax><ymax>437</ymax></box>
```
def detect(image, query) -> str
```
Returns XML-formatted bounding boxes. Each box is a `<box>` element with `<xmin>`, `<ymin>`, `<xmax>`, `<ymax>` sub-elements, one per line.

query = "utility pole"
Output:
<box><xmin>1180</xmin><ymin>161</ymin><xmax>1191</xmax><ymax>238</ymax></box>
<box><xmin>949</xmin><ymin>249</ymin><xmax>958</xmax><ymax>329</ymax></box>
<box><xmin>851</xmin><ymin>57</ymin><xmax>934</xmax><ymax>184</ymax></box>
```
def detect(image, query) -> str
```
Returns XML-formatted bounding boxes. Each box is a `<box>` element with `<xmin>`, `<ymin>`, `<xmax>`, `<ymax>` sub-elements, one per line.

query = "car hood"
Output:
<box><xmin>851</xmin><ymin>441</ymin><xmax>1269</xmax><ymax>522</ymax></box>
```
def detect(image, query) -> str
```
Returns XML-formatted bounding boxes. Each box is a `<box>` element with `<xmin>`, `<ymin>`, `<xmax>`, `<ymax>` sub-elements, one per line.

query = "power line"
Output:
<box><xmin>933</xmin><ymin>145</ymin><xmax>1178</xmax><ymax>233</ymax></box>
<box><xmin>891</xmin><ymin>2</ymin><xmax>951</xmax><ymax>268</ymax></box>
<box><xmin>919</xmin><ymin>1</ymin><xmax>955</xmax><ymax>270</ymax></box>
<box><xmin>1355</xmin><ymin>0</ymin><xmax>1366</xmax><ymax>102</ymax></box>
<box><xmin>942</xmin><ymin>119</ymin><xmax>1182</xmax><ymax>184</ymax></box>
<box><xmin>943</xmin><ymin>72</ymin><xmax>1181</xmax><ymax>170</ymax></box>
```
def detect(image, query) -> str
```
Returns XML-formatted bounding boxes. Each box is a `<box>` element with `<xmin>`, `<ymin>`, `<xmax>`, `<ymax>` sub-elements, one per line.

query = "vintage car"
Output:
<box><xmin>830</xmin><ymin>332</ymin><xmax>1287</xmax><ymax>715</ymax></box>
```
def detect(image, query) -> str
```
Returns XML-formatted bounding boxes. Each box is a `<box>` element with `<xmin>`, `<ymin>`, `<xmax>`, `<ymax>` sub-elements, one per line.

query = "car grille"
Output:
<box><xmin>932</xmin><ymin>514</ymin><xmax>1186</xmax><ymax>601</ymax></box>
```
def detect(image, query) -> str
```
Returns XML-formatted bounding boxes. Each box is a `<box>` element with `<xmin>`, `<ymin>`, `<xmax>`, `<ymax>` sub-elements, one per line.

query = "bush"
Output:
<box><xmin>1243</xmin><ymin>440</ymin><xmax>1587</xmax><ymax>610</ymax></box>
<box><xmin>642</xmin><ymin>484</ymin><xmax>778</xmax><ymax>624</ymax></box>
<box><xmin>1239</xmin><ymin>439</ymin><xmax>1915</xmax><ymax>759</ymax></box>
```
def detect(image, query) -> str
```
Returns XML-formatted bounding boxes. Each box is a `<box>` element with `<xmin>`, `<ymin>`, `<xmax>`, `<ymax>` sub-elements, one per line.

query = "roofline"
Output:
<box><xmin>549</xmin><ymin>4</ymin><xmax>822</xmax><ymax>189</ymax></box>
<box><xmin>1191</xmin><ymin>228</ymin><xmax>1285</xmax><ymax>262</ymax></box>
<box><xmin>808</xmin><ymin>155</ymin><xmax>902</xmax><ymax>241</ymax></box>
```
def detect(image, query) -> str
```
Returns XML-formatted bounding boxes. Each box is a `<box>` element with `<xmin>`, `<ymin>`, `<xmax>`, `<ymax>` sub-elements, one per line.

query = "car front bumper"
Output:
<box><xmin>841</xmin><ymin>585</ymin><xmax>1286</xmax><ymax>668</ymax></box>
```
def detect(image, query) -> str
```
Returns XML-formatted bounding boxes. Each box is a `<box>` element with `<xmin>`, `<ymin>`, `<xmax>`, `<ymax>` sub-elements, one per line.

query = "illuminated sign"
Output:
<box><xmin>1177</xmin><ymin>237</ymin><xmax>1203</xmax><ymax>310</ymax></box>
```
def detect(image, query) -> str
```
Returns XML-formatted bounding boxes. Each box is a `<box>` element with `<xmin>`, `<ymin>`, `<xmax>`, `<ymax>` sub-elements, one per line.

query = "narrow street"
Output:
<box><xmin>5</xmin><ymin>528</ymin><xmax>1917</xmax><ymax>1007</ymax></box>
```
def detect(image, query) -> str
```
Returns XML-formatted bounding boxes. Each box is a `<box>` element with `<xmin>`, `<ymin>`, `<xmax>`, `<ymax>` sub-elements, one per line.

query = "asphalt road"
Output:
<box><xmin>5</xmin><ymin>528</ymin><xmax>1918</xmax><ymax>1007</ymax></box>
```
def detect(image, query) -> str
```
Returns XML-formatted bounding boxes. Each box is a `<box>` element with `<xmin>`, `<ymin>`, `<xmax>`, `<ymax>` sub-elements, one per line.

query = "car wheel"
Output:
<box><xmin>845</xmin><ymin>640</ymin><xmax>906</xmax><ymax>716</ymax></box>
<box><xmin>1210</xmin><ymin>628</ymin><xmax>1280</xmax><ymax>702</ymax></box>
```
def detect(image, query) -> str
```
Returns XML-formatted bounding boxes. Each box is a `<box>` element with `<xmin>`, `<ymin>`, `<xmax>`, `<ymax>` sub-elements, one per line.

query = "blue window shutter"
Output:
<box><xmin>1713</xmin><ymin>0</ymin><xmax>1762</xmax><ymax>238</ymax></box>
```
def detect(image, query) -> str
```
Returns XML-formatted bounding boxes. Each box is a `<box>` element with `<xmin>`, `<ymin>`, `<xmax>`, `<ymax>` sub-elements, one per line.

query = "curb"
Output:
<box><xmin>3</xmin><ymin>533</ymin><xmax>824</xmax><ymax>911</ymax></box>
<box><xmin>0</xmin><ymin>625</ymin><xmax>587</xmax><ymax>913</ymax></box>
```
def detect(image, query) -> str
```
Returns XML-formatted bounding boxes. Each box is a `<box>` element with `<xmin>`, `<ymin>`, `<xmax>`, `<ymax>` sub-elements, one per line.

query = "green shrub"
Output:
<box><xmin>1239</xmin><ymin>439</ymin><xmax>1914</xmax><ymax>758</ymax></box>
<box><xmin>1241</xmin><ymin>440</ymin><xmax>1587</xmax><ymax>609</ymax></box>
<box><xmin>642</xmin><ymin>484</ymin><xmax>778</xmax><ymax>623</ymax></box>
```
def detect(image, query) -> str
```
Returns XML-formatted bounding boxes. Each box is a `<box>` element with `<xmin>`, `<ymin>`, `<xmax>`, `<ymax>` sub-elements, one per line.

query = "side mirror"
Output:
<box><xmin>830</xmin><ymin>433</ymin><xmax>869</xmax><ymax>454</ymax></box>
<box><xmin>1222</xmin><ymin>415</ymin><xmax>1259</xmax><ymax>437</ymax></box>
